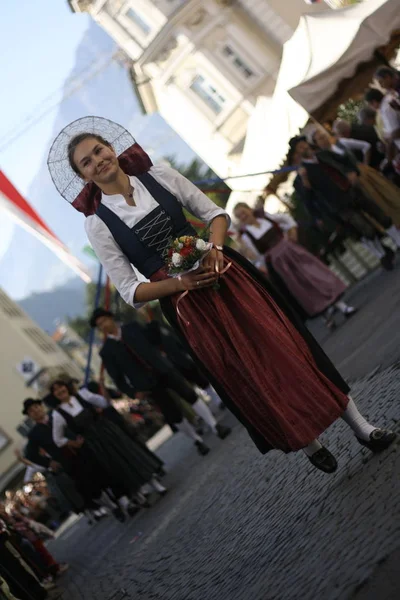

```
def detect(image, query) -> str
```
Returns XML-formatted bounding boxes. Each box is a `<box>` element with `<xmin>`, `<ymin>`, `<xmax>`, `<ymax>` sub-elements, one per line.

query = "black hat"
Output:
<box><xmin>288</xmin><ymin>135</ymin><xmax>307</xmax><ymax>150</ymax></box>
<box><xmin>22</xmin><ymin>398</ymin><xmax>42</xmax><ymax>415</ymax></box>
<box><xmin>89</xmin><ymin>307</ymin><xmax>114</xmax><ymax>328</ymax></box>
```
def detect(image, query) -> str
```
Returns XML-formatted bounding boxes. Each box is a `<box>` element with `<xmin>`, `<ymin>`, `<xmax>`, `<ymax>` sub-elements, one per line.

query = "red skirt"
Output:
<box><xmin>153</xmin><ymin>249</ymin><xmax>349</xmax><ymax>453</ymax></box>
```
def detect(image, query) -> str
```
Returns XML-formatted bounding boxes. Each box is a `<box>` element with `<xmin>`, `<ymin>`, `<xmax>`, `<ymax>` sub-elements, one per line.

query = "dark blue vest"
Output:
<box><xmin>96</xmin><ymin>173</ymin><xmax>196</xmax><ymax>278</ymax></box>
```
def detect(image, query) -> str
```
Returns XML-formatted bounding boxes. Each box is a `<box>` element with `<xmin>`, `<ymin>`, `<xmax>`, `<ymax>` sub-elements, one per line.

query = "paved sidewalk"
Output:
<box><xmin>49</xmin><ymin>268</ymin><xmax>400</xmax><ymax>600</ymax></box>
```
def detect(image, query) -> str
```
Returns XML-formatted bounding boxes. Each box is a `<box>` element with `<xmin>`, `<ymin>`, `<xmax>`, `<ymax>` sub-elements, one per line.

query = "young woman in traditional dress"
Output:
<box><xmin>47</xmin><ymin>117</ymin><xmax>396</xmax><ymax>474</ymax></box>
<box><xmin>234</xmin><ymin>202</ymin><xmax>357</xmax><ymax>327</ymax></box>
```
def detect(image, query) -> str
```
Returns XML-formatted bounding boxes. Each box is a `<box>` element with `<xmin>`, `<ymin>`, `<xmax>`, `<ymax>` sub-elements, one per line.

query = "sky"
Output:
<box><xmin>0</xmin><ymin>0</ymin><xmax>196</xmax><ymax>301</ymax></box>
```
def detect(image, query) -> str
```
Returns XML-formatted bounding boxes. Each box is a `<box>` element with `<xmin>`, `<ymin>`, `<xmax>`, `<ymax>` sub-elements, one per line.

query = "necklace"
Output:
<box><xmin>126</xmin><ymin>175</ymin><xmax>134</xmax><ymax>198</ymax></box>
<box><xmin>124</xmin><ymin>175</ymin><xmax>135</xmax><ymax>205</ymax></box>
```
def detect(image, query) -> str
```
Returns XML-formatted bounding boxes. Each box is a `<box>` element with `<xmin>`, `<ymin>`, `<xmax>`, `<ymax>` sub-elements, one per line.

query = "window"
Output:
<box><xmin>222</xmin><ymin>45</ymin><xmax>255</xmax><ymax>80</ymax></box>
<box><xmin>0</xmin><ymin>290</ymin><xmax>24</xmax><ymax>317</ymax></box>
<box><xmin>126</xmin><ymin>7</ymin><xmax>151</xmax><ymax>36</ymax></box>
<box><xmin>23</xmin><ymin>327</ymin><xmax>57</xmax><ymax>354</ymax></box>
<box><xmin>190</xmin><ymin>75</ymin><xmax>226</xmax><ymax>115</ymax></box>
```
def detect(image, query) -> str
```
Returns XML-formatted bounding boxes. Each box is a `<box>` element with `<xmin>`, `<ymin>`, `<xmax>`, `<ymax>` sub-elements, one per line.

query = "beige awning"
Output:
<box><xmin>288</xmin><ymin>0</ymin><xmax>400</xmax><ymax>113</ymax></box>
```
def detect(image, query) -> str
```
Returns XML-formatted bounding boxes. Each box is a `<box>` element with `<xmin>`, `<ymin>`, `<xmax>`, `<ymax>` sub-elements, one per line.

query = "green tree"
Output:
<box><xmin>165</xmin><ymin>155</ymin><xmax>231</xmax><ymax>209</ymax></box>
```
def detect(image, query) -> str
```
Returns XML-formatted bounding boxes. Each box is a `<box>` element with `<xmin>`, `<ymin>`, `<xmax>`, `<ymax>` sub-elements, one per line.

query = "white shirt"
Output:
<box><xmin>333</xmin><ymin>138</ymin><xmax>371</xmax><ymax>162</ymax></box>
<box><xmin>241</xmin><ymin>213</ymin><xmax>297</xmax><ymax>267</ymax></box>
<box><xmin>85</xmin><ymin>164</ymin><xmax>230</xmax><ymax>308</ymax></box>
<box><xmin>380</xmin><ymin>93</ymin><xmax>400</xmax><ymax>149</ymax></box>
<box><xmin>52</xmin><ymin>392</ymin><xmax>108</xmax><ymax>447</ymax></box>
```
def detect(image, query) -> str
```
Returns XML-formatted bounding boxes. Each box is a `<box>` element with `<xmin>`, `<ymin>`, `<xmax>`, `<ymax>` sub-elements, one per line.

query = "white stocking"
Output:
<box><xmin>205</xmin><ymin>385</ymin><xmax>223</xmax><ymax>412</ymax></box>
<box><xmin>99</xmin><ymin>491</ymin><xmax>117</xmax><ymax>510</ymax></box>
<box><xmin>192</xmin><ymin>399</ymin><xmax>217</xmax><ymax>433</ymax></box>
<box><xmin>361</xmin><ymin>238</ymin><xmax>385</xmax><ymax>259</ymax></box>
<box><xmin>302</xmin><ymin>439</ymin><xmax>322</xmax><ymax>457</ymax></box>
<box><xmin>177</xmin><ymin>418</ymin><xmax>203</xmax><ymax>442</ymax></box>
<box><xmin>341</xmin><ymin>396</ymin><xmax>376</xmax><ymax>441</ymax></box>
<box><xmin>386</xmin><ymin>225</ymin><xmax>400</xmax><ymax>247</ymax></box>
<box><xmin>150</xmin><ymin>477</ymin><xmax>167</xmax><ymax>493</ymax></box>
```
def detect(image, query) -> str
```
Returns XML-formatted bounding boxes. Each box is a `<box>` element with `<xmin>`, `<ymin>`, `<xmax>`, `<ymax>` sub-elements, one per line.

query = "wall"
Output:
<box><xmin>0</xmin><ymin>289</ymin><xmax>81</xmax><ymax>487</ymax></box>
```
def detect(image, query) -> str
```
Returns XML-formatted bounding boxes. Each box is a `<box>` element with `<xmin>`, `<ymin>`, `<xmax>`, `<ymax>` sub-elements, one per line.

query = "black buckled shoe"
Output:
<box><xmin>356</xmin><ymin>429</ymin><xmax>397</xmax><ymax>453</ymax></box>
<box><xmin>216</xmin><ymin>424</ymin><xmax>232</xmax><ymax>439</ymax></box>
<box><xmin>195</xmin><ymin>440</ymin><xmax>210</xmax><ymax>456</ymax></box>
<box><xmin>113</xmin><ymin>507</ymin><xmax>126</xmax><ymax>522</ymax></box>
<box><xmin>343</xmin><ymin>306</ymin><xmax>358</xmax><ymax>319</ymax></box>
<box><xmin>307</xmin><ymin>447</ymin><xmax>338</xmax><ymax>474</ymax></box>
<box><xmin>127</xmin><ymin>503</ymin><xmax>140</xmax><ymax>517</ymax></box>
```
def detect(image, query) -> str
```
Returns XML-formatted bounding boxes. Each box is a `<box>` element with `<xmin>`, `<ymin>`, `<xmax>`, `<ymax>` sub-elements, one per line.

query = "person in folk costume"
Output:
<box><xmin>314</xmin><ymin>124</ymin><xmax>400</xmax><ymax>233</ymax></box>
<box><xmin>14</xmin><ymin>448</ymin><xmax>89</xmax><ymax>523</ymax></box>
<box><xmin>0</xmin><ymin>517</ymin><xmax>48</xmax><ymax>600</ymax></box>
<box><xmin>89</xmin><ymin>308</ymin><xmax>230</xmax><ymax>453</ymax></box>
<box><xmin>143</xmin><ymin>317</ymin><xmax>224</xmax><ymax>413</ymax></box>
<box><xmin>47</xmin><ymin>117</ymin><xmax>396</xmax><ymax>475</ymax></box>
<box><xmin>67</xmin><ymin>377</ymin><xmax>166</xmax><ymax>481</ymax></box>
<box><xmin>291</xmin><ymin>135</ymin><xmax>397</xmax><ymax>271</ymax></box>
<box><xmin>21</xmin><ymin>398</ymin><xmax>106</xmax><ymax>522</ymax></box>
<box><xmin>233</xmin><ymin>202</ymin><xmax>357</xmax><ymax>329</ymax></box>
<box><xmin>49</xmin><ymin>379</ymin><xmax>168</xmax><ymax>519</ymax></box>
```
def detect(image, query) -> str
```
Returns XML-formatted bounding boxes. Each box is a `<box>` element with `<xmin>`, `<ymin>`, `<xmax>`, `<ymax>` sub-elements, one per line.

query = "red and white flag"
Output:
<box><xmin>0</xmin><ymin>170</ymin><xmax>92</xmax><ymax>283</ymax></box>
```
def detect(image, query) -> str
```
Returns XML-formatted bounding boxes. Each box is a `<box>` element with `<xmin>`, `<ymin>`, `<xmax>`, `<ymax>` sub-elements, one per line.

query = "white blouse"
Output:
<box><xmin>333</xmin><ymin>138</ymin><xmax>371</xmax><ymax>162</ymax></box>
<box><xmin>85</xmin><ymin>164</ymin><xmax>230</xmax><ymax>308</ymax></box>
<box><xmin>52</xmin><ymin>392</ymin><xmax>108</xmax><ymax>448</ymax></box>
<box><xmin>241</xmin><ymin>213</ymin><xmax>297</xmax><ymax>266</ymax></box>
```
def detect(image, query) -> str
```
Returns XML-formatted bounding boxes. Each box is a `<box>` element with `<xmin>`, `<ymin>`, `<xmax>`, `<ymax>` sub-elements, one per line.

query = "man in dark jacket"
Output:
<box><xmin>90</xmin><ymin>309</ymin><xmax>231</xmax><ymax>454</ymax></box>
<box><xmin>144</xmin><ymin>319</ymin><xmax>223</xmax><ymax>412</ymax></box>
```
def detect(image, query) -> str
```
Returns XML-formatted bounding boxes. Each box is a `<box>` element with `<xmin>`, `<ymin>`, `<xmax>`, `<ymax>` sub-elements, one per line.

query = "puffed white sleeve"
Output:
<box><xmin>340</xmin><ymin>138</ymin><xmax>371</xmax><ymax>159</ymax></box>
<box><xmin>52</xmin><ymin>412</ymin><xmax>69</xmax><ymax>448</ymax></box>
<box><xmin>150</xmin><ymin>164</ymin><xmax>231</xmax><ymax>227</ymax></box>
<box><xmin>85</xmin><ymin>216</ymin><xmax>146</xmax><ymax>308</ymax></box>
<box><xmin>265</xmin><ymin>212</ymin><xmax>297</xmax><ymax>232</ymax></box>
<box><xmin>78</xmin><ymin>387</ymin><xmax>109</xmax><ymax>409</ymax></box>
<box><xmin>239</xmin><ymin>233</ymin><xmax>264</xmax><ymax>269</ymax></box>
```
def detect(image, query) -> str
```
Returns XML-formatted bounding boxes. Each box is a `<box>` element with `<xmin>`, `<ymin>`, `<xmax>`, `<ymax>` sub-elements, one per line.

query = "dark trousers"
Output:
<box><xmin>150</xmin><ymin>371</ymin><xmax>198</xmax><ymax>425</ymax></box>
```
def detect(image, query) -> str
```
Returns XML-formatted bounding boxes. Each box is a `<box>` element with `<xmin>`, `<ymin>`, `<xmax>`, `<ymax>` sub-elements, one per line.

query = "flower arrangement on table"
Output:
<box><xmin>165</xmin><ymin>235</ymin><xmax>212</xmax><ymax>276</ymax></box>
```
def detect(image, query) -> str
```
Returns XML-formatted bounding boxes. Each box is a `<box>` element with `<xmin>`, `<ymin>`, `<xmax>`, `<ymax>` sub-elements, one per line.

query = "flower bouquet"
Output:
<box><xmin>165</xmin><ymin>235</ymin><xmax>213</xmax><ymax>277</ymax></box>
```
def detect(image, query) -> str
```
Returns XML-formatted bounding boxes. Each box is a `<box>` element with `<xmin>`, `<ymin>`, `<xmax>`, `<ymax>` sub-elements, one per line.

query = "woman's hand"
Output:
<box><xmin>177</xmin><ymin>266</ymin><xmax>218</xmax><ymax>291</ymax></box>
<box><xmin>286</xmin><ymin>227</ymin><xmax>298</xmax><ymax>243</ymax></box>
<box><xmin>347</xmin><ymin>171</ymin><xmax>359</xmax><ymax>186</ymax></box>
<box><xmin>202</xmin><ymin>247</ymin><xmax>224</xmax><ymax>274</ymax></box>
<box><xmin>67</xmin><ymin>437</ymin><xmax>84</xmax><ymax>449</ymax></box>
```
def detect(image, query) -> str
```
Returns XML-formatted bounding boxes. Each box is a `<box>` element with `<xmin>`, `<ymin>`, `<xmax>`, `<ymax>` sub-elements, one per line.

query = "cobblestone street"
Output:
<box><xmin>49</xmin><ymin>268</ymin><xmax>400</xmax><ymax>600</ymax></box>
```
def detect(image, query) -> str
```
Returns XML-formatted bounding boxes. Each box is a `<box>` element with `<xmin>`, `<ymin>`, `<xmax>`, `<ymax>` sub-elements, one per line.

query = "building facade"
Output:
<box><xmin>68</xmin><ymin>0</ymin><xmax>329</xmax><ymax>178</ymax></box>
<box><xmin>0</xmin><ymin>288</ymin><xmax>82</xmax><ymax>490</ymax></box>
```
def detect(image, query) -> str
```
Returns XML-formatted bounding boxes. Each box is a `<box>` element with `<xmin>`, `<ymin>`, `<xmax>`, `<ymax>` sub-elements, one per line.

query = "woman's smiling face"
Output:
<box><xmin>72</xmin><ymin>137</ymin><xmax>119</xmax><ymax>184</ymax></box>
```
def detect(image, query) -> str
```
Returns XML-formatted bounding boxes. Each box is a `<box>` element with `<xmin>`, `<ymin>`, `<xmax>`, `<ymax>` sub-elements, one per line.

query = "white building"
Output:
<box><xmin>68</xmin><ymin>0</ymin><xmax>330</xmax><ymax>186</ymax></box>
<box><xmin>0</xmin><ymin>288</ymin><xmax>82</xmax><ymax>491</ymax></box>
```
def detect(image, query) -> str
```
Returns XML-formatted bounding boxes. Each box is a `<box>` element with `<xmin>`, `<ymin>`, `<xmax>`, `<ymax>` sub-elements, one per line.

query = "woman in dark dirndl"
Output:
<box><xmin>50</xmin><ymin>380</ymin><xmax>166</xmax><ymax>517</ymax></box>
<box><xmin>47</xmin><ymin>117</ymin><xmax>396</xmax><ymax>475</ymax></box>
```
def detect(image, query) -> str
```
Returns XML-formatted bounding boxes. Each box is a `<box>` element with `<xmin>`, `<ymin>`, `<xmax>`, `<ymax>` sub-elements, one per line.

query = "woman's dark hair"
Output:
<box><xmin>67</xmin><ymin>133</ymin><xmax>112</xmax><ymax>175</ymax></box>
<box><xmin>364</xmin><ymin>88</ymin><xmax>384</xmax><ymax>104</ymax></box>
<box><xmin>357</xmin><ymin>106</ymin><xmax>377</xmax><ymax>124</ymax></box>
<box><xmin>50</xmin><ymin>379</ymin><xmax>73</xmax><ymax>395</ymax></box>
<box><xmin>233</xmin><ymin>202</ymin><xmax>253</xmax><ymax>214</ymax></box>
<box><xmin>233</xmin><ymin>202</ymin><xmax>252</xmax><ymax>214</ymax></box>
<box><xmin>375</xmin><ymin>66</ymin><xmax>396</xmax><ymax>80</ymax></box>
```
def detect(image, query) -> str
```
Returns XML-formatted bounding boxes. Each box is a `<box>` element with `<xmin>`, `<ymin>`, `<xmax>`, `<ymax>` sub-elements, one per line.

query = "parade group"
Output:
<box><xmin>1</xmin><ymin>65</ymin><xmax>400</xmax><ymax>600</ymax></box>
